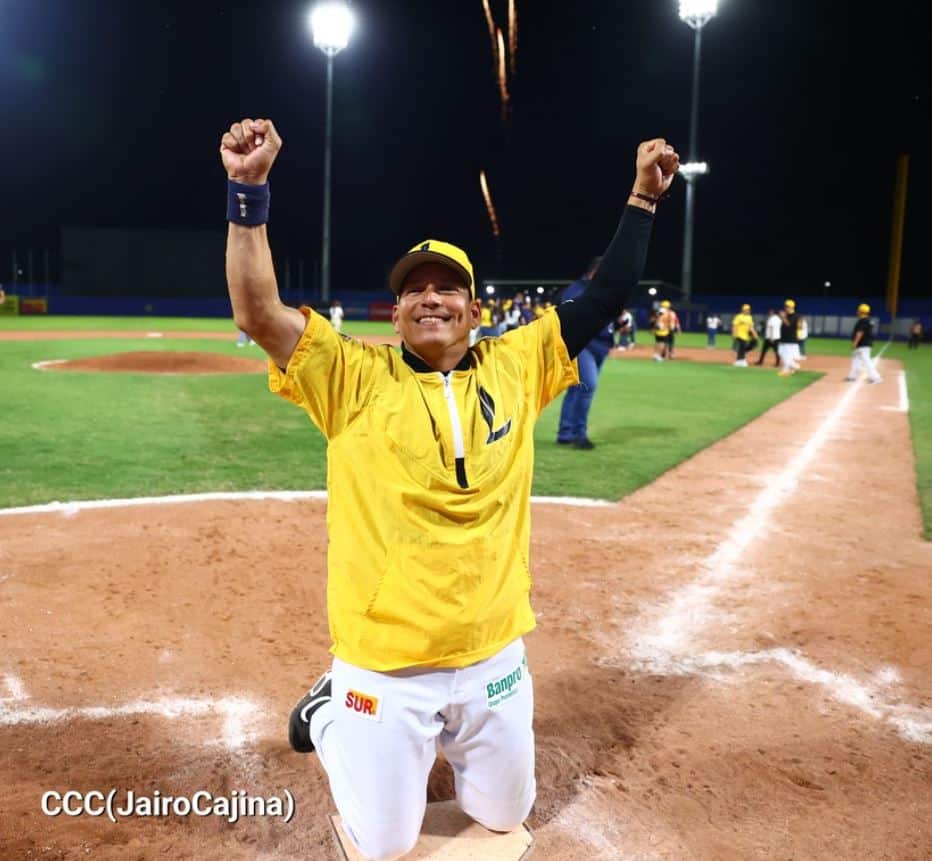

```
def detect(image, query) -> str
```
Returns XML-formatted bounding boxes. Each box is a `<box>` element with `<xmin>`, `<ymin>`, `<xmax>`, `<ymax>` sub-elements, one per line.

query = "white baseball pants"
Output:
<box><xmin>309</xmin><ymin>637</ymin><xmax>535</xmax><ymax>860</ymax></box>
<box><xmin>778</xmin><ymin>343</ymin><xmax>800</xmax><ymax>371</ymax></box>
<box><xmin>848</xmin><ymin>346</ymin><xmax>881</xmax><ymax>382</ymax></box>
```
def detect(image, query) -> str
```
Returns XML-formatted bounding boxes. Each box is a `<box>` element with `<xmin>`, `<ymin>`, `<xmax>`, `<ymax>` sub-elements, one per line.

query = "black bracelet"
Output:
<box><xmin>630</xmin><ymin>190</ymin><xmax>666</xmax><ymax>205</ymax></box>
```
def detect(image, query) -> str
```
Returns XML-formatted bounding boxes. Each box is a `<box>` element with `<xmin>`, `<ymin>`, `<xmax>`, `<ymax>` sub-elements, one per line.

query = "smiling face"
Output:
<box><xmin>392</xmin><ymin>262</ymin><xmax>480</xmax><ymax>370</ymax></box>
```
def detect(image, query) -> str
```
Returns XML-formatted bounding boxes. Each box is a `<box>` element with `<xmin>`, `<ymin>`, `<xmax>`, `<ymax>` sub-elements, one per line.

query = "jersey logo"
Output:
<box><xmin>478</xmin><ymin>386</ymin><xmax>512</xmax><ymax>444</ymax></box>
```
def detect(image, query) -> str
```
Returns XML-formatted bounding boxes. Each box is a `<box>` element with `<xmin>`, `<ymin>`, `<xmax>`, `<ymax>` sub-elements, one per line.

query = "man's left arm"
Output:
<box><xmin>557</xmin><ymin>139</ymin><xmax>679</xmax><ymax>358</ymax></box>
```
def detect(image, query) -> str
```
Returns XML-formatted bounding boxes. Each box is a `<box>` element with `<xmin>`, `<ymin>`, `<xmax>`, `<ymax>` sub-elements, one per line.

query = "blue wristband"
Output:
<box><xmin>227</xmin><ymin>180</ymin><xmax>270</xmax><ymax>226</ymax></box>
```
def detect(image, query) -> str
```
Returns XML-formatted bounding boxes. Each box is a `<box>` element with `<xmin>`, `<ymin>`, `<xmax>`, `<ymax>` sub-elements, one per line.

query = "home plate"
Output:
<box><xmin>329</xmin><ymin>801</ymin><xmax>534</xmax><ymax>860</ymax></box>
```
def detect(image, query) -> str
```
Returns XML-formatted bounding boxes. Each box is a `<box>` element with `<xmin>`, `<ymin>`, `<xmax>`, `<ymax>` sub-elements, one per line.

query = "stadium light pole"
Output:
<box><xmin>678</xmin><ymin>0</ymin><xmax>717</xmax><ymax>302</ymax></box>
<box><xmin>309</xmin><ymin>1</ymin><xmax>355</xmax><ymax>304</ymax></box>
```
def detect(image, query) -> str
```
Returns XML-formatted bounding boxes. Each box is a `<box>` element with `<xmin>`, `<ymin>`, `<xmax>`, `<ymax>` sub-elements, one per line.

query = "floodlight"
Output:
<box><xmin>310</xmin><ymin>1</ymin><xmax>355</xmax><ymax>55</ymax></box>
<box><xmin>680</xmin><ymin>161</ymin><xmax>709</xmax><ymax>178</ymax></box>
<box><xmin>678</xmin><ymin>0</ymin><xmax>718</xmax><ymax>28</ymax></box>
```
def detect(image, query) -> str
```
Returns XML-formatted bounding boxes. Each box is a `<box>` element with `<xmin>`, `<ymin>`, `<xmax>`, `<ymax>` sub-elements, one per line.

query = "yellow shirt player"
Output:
<box><xmin>731</xmin><ymin>304</ymin><xmax>757</xmax><ymax>367</ymax></box>
<box><xmin>653</xmin><ymin>299</ymin><xmax>674</xmax><ymax>361</ymax></box>
<box><xmin>221</xmin><ymin>115</ymin><xmax>679</xmax><ymax>858</ymax></box>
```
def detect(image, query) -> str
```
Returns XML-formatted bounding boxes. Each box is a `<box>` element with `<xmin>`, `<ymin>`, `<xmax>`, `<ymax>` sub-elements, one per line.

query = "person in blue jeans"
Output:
<box><xmin>556</xmin><ymin>257</ymin><xmax>612</xmax><ymax>450</ymax></box>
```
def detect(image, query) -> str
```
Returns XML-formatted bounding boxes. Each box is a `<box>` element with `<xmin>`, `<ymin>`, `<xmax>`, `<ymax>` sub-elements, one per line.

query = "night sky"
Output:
<box><xmin>1</xmin><ymin>1</ymin><xmax>927</xmax><ymax>299</ymax></box>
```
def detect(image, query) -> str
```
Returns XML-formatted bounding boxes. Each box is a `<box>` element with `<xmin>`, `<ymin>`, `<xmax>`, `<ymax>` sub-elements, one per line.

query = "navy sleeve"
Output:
<box><xmin>556</xmin><ymin>206</ymin><xmax>654</xmax><ymax>359</ymax></box>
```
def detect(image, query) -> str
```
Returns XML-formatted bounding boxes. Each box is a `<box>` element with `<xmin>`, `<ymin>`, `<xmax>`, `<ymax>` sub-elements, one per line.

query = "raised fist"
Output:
<box><xmin>220</xmin><ymin>118</ymin><xmax>283</xmax><ymax>186</ymax></box>
<box><xmin>634</xmin><ymin>138</ymin><xmax>680</xmax><ymax>198</ymax></box>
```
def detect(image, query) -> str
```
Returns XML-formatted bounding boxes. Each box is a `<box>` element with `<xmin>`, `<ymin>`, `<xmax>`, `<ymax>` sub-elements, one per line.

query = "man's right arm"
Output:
<box><xmin>226</xmin><ymin>222</ymin><xmax>305</xmax><ymax>369</ymax></box>
<box><xmin>221</xmin><ymin>117</ymin><xmax>306</xmax><ymax>370</ymax></box>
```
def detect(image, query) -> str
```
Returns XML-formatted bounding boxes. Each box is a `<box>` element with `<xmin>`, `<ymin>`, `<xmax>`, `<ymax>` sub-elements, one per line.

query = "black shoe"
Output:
<box><xmin>573</xmin><ymin>437</ymin><xmax>595</xmax><ymax>450</ymax></box>
<box><xmin>556</xmin><ymin>438</ymin><xmax>575</xmax><ymax>445</ymax></box>
<box><xmin>288</xmin><ymin>671</ymin><xmax>332</xmax><ymax>753</ymax></box>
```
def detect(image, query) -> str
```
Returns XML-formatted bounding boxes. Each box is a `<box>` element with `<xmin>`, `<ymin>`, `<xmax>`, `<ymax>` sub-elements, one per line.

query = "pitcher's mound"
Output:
<box><xmin>36</xmin><ymin>351</ymin><xmax>267</xmax><ymax>375</ymax></box>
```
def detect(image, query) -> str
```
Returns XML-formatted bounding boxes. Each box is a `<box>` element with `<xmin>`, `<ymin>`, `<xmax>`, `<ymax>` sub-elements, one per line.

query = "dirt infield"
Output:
<box><xmin>1</xmin><ymin>341</ymin><xmax>930</xmax><ymax>859</ymax></box>
<box><xmin>36</xmin><ymin>351</ymin><xmax>267</xmax><ymax>375</ymax></box>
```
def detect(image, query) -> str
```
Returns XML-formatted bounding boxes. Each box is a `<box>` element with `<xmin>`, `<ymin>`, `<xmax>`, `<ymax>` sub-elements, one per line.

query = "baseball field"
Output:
<box><xmin>1</xmin><ymin>317</ymin><xmax>930</xmax><ymax>859</ymax></box>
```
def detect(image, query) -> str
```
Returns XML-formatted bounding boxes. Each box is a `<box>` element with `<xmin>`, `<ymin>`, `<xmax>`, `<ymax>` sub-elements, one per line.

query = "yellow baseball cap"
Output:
<box><xmin>784</xmin><ymin>299</ymin><xmax>796</xmax><ymax>309</ymax></box>
<box><xmin>857</xmin><ymin>303</ymin><xmax>870</xmax><ymax>315</ymax></box>
<box><xmin>741</xmin><ymin>303</ymin><xmax>751</xmax><ymax>313</ymax></box>
<box><xmin>660</xmin><ymin>299</ymin><xmax>671</xmax><ymax>308</ymax></box>
<box><xmin>388</xmin><ymin>239</ymin><xmax>475</xmax><ymax>299</ymax></box>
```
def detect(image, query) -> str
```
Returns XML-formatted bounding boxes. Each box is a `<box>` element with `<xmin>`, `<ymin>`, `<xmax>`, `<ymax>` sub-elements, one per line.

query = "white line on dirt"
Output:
<box><xmin>622</xmin><ymin>371</ymin><xmax>932</xmax><ymax>746</ymax></box>
<box><xmin>881</xmin><ymin>371</ymin><xmax>910</xmax><ymax>412</ymax></box>
<box><xmin>530</xmin><ymin>496</ymin><xmax>613</xmax><ymax>508</ymax></box>
<box><xmin>0</xmin><ymin>490</ymin><xmax>611</xmax><ymax>517</ymax></box>
<box><xmin>0</xmin><ymin>490</ymin><xmax>328</xmax><ymax>517</ymax></box>
<box><xmin>629</xmin><ymin>378</ymin><xmax>864</xmax><ymax>663</ymax></box>
<box><xmin>31</xmin><ymin>359</ymin><xmax>68</xmax><ymax>370</ymax></box>
<box><xmin>637</xmin><ymin>648</ymin><xmax>932</xmax><ymax>745</ymax></box>
<box><xmin>898</xmin><ymin>370</ymin><xmax>909</xmax><ymax>412</ymax></box>
<box><xmin>2</xmin><ymin>674</ymin><xmax>28</xmax><ymax>702</ymax></box>
<box><xmin>0</xmin><ymin>693</ymin><xmax>262</xmax><ymax>749</ymax></box>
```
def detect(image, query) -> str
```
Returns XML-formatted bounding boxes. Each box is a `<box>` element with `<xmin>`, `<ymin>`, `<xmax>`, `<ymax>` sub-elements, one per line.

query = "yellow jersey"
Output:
<box><xmin>732</xmin><ymin>313</ymin><xmax>753</xmax><ymax>341</ymax></box>
<box><xmin>269</xmin><ymin>307</ymin><xmax>578</xmax><ymax>670</ymax></box>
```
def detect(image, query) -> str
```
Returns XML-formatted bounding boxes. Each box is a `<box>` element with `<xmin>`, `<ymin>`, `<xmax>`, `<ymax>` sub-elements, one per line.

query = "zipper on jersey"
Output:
<box><xmin>440</xmin><ymin>371</ymin><xmax>468</xmax><ymax>488</ymax></box>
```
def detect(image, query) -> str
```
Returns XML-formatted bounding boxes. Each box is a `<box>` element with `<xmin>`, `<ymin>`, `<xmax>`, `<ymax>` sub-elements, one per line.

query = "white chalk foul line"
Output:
<box><xmin>621</xmin><ymin>370</ymin><xmax>932</xmax><ymax>745</ymax></box>
<box><xmin>0</xmin><ymin>692</ymin><xmax>262</xmax><ymax>749</ymax></box>
<box><xmin>0</xmin><ymin>490</ymin><xmax>611</xmax><ymax>518</ymax></box>
<box><xmin>625</xmin><ymin>648</ymin><xmax>932</xmax><ymax>745</ymax></box>
<box><xmin>0</xmin><ymin>490</ymin><xmax>328</xmax><ymax>517</ymax></box>
<box><xmin>630</xmin><ymin>376</ymin><xmax>864</xmax><ymax>663</ymax></box>
<box><xmin>2</xmin><ymin>673</ymin><xmax>28</xmax><ymax>702</ymax></box>
<box><xmin>31</xmin><ymin>359</ymin><xmax>68</xmax><ymax>371</ymax></box>
<box><xmin>880</xmin><ymin>371</ymin><xmax>910</xmax><ymax>412</ymax></box>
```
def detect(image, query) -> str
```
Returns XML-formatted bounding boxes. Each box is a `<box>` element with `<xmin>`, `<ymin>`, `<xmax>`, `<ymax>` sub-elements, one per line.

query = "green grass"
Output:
<box><xmin>0</xmin><ymin>315</ymin><xmax>236</xmax><ymax>332</ymax></box>
<box><xmin>0</xmin><ymin>320</ymin><xmax>817</xmax><ymax>510</ymax></box>
<box><xmin>0</xmin><ymin>315</ymin><xmax>397</xmax><ymax>336</ymax></box>
<box><xmin>4</xmin><ymin>319</ymin><xmax>928</xmax><ymax>538</ymax></box>
<box><xmin>881</xmin><ymin>341</ymin><xmax>932</xmax><ymax>539</ymax></box>
<box><xmin>532</xmin><ymin>357</ymin><xmax>815</xmax><ymax>498</ymax></box>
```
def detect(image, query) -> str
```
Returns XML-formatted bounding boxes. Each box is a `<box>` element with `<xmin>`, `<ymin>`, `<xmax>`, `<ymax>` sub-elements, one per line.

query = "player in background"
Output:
<box><xmin>555</xmin><ymin>256</ymin><xmax>612</xmax><ymax>450</ymax></box>
<box><xmin>731</xmin><ymin>303</ymin><xmax>757</xmax><ymax>367</ymax></box>
<box><xmin>329</xmin><ymin>298</ymin><xmax>344</xmax><ymax>333</ymax></box>
<box><xmin>705</xmin><ymin>312</ymin><xmax>720</xmax><ymax>349</ymax></box>
<box><xmin>777</xmin><ymin>299</ymin><xmax>800</xmax><ymax>376</ymax></box>
<box><xmin>653</xmin><ymin>299</ymin><xmax>674</xmax><ymax>362</ymax></box>
<box><xmin>614</xmin><ymin>307</ymin><xmax>634</xmax><ymax>350</ymax></box>
<box><xmin>845</xmin><ymin>303</ymin><xmax>882</xmax><ymax>383</ymax></box>
<box><xmin>667</xmin><ymin>302</ymin><xmax>681</xmax><ymax>358</ymax></box>
<box><xmin>756</xmin><ymin>308</ymin><xmax>781</xmax><ymax>367</ymax></box>
<box><xmin>797</xmin><ymin>315</ymin><xmax>809</xmax><ymax>360</ymax></box>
